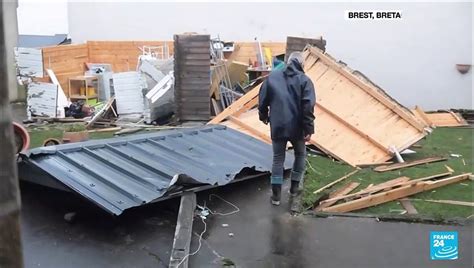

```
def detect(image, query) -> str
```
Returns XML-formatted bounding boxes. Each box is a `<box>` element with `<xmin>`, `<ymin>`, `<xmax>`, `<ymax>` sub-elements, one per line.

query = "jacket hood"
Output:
<box><xmin>284</xmin><ymin>59</ymin><xmax>304</xmax><ymax>76</ymax></box>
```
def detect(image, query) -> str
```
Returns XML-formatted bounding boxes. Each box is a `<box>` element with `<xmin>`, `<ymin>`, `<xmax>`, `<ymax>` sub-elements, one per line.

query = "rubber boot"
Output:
<box><xmin>289</xmin><ymin>180</ymin><xmax>301</xmax><ymax>197</ymax></box>
<box><xmin>271</xmin><ymin>184</ymin><xmax>281</xmax><ymax>206</ymax></box>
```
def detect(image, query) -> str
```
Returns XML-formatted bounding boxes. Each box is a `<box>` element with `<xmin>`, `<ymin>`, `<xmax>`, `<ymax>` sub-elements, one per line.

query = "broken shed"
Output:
<box><xmin>210</xmin><ymin>46</ymin><xmax>430</xmax><ymax>166</ymax></box>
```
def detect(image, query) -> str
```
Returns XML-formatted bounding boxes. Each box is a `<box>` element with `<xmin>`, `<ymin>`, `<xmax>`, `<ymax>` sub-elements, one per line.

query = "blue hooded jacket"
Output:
<box><xmin>258</xmin><ymin>59</ymin><xmax>316</xmax><ymax>140</ymax></box>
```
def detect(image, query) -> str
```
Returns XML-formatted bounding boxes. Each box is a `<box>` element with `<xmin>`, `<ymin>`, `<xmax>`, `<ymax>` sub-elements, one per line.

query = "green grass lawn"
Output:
<box><xmin>28</xmin><ymin>123</ymin><xmax>116</xmax><ymax>148</ymax></box>
<box><xmin>303</xmin><ymin>127</ymin><xmax>473</xmax><ymax>219</ymax></box>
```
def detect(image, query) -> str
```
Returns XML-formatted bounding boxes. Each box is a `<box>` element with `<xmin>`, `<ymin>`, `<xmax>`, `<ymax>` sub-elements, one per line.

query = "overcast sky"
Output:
<box><xmin>17</xmin><ymin>0</ymin><xmax>69</xmax><ymax>35</ymax></box>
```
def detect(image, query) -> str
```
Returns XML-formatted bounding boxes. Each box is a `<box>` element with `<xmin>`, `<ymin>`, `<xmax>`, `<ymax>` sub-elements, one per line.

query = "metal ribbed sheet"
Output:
<box><xmin>21</xmin><ymin>125</ymin><xmax>293</xmax><ymax>215</ymax></box>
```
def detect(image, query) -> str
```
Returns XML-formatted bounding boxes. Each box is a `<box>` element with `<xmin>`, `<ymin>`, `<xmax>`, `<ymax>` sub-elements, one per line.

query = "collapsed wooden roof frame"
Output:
<box><xmin>209</xmin><ymin>46</ymin><xmax>430</xmax><ymax>167</ymax></box>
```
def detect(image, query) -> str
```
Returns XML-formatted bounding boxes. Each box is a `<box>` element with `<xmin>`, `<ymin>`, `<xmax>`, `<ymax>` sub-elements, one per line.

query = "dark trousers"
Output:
<box><xmin>270</xmin><ymin>138</ymin><xmax>306</xmax><ymax>185</ymax></box>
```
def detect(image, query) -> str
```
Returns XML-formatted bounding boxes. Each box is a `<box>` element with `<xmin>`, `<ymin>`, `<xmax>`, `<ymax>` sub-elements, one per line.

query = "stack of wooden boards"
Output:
<box><xmin>412</xmin><ymin>106</ymin><xmax>468</xmax><ymax>127</ymax></box>
<box><xmin>314</xmin><ymin>172</ymin><xmax>472</xmax><ymax>213</ymax></box>
<box><xmin>173</xmin><ymin>34</ymin><xmax>211</xmax><ymax>121</ymax></box>
<box><xmin>209</xmin><ymin>45</ymin><xmax>430</xmax><ymax>166</ymax></box>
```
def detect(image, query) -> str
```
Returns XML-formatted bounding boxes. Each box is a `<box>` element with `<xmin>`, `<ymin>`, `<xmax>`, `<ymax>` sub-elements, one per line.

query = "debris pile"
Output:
<box><xmin>412</xmin><ymin>106</ymin><xmax>469</xmax><ymax>127</ymax></box>
<box><xmin>314</xmin><ymin>172</ymin><xmax>472</xmax><ymax>213</ymax></box>
<box><xmin>209</xmin><ymin>45</ymin><xmax>430</xmax><ymax>166</ymax></box>
<box><xmin>14</xmin><ymin>35</ymin><xmax>472</xmax><ymax>218</ymax></box>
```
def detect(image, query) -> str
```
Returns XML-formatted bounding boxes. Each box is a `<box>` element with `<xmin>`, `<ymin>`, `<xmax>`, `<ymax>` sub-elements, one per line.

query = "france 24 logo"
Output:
<box><xmin>430</xmin><ymin>231</ymin><xmax>458</xmax><ymax>260</ymax></box>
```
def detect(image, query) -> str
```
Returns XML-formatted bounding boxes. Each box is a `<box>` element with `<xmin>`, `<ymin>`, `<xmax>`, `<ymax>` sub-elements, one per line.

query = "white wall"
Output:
<box><xmin>68</xmin><ymin>2</ymin><xmax>472</xmax><ymax>110</ymax></box>
<box><xmin>17</xmin><ymin>0</ymin><xmax>68</xmax><ymax>35</ymax></box>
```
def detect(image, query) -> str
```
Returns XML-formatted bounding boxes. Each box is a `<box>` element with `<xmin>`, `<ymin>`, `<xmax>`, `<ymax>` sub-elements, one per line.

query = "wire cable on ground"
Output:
<box><xmin>205</xmin><ymin>194</ymin><xmax>240</xmax><ymax>216</ymax></box>
<box><xmin>176</xmin><ymin>194</ymin><xmax>239</xmax><ymax>267</ymax></box>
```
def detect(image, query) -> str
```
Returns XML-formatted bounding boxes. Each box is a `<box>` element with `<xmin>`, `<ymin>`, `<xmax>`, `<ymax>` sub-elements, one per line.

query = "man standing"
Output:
<box><xmin>258</xmin><ymin>52</ymin><xmax>316</xmax><ymax>205</ymax></box>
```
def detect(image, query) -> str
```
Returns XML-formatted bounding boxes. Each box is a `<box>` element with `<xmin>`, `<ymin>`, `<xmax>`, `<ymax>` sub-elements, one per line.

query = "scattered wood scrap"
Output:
<box><xmin>373</xmin><ymin>156</ymin><xmax>447</xmax><ymax>172</ymax></box>
<box><xmin>399</xmin><ymin>199</ymin><xmax>418</xmax><ymax>214</ymax></box>
<box><xmin>209</xmin><ymin>45</ymin><xmax>428</xmax><ymax>166</ymax></box>
<box><xmin>312</xmin><ymin>169</ymin><xmax>359</xmax><ymax>195</ymax></box>
<box><xmin>86</xmin><ymin>96</ymin><xmax>116</xmax><ymax>129</ymax></box>
<box><xmin>444</xmin><ymin>165</ymin><xmax>454</xmax><ymax>173</ymax></box>
<box><xmin>315</xmin><ymin>182</ymin><xmax>360</xmax><ymax>210</ymax></box>
<box><xmin>363</xmin><ymin>176</ymin><xmax>411</xmax><ymax>191</ymax></box>
<box><xmin>412</xmin><ymin>106</ymin><xmax>468</xmax><ymax>127</ymax></box>
<box><xmin>87</xmin><ymin>127</ymin><xmax>121</xmax><ymax>133</ymax></box>
<box><xmin>321</xmin><ymin>173</ymin><xmax>471</xmax><ymax>213</ymax></box>
<box><xmin>319</xmin><ymin>172</ymin><xmax>452</xmax><ymax>206</ymax></box>
<box><xmin>408</xmin><ymin>199</ymin><xmax>474</xmax><ymax>207</ymax></box>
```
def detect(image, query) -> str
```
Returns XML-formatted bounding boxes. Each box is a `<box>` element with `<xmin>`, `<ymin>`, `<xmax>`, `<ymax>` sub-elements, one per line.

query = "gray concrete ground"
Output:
<box><xmin>20</xmin><ymin>176</ymin><xmax>473</xmax><ymax>268</ymax></box>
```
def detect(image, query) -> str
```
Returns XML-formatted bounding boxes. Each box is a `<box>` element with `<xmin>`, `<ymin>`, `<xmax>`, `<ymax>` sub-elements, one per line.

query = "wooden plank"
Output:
<box><xmin>313</xmin><ymin>169</ymin><xmax>359</xmax><ymax>194</ymax></box>
<box><xmin>413</xmin><ymin>106</ymin><xmax>433</xmax><ymax>127</ymax></box>
<box><xmin>207</xmin><ymin>83</ymin><xmax>260</xmax><ymax>124</ymax></box>
<box><xmin>234</xmin><ymin>97</ymin><xmax>258</xmax><ymax>117</ymax></box>
<box><xmin>319</xmin><ymin>172</ymin><xmax>452</xmax><ymax>206</ymax></box>
<box><xmin>176</xmin><ymin>34</ymin><xmax>211</xmax><ymax>42</ymax></box>
<box><xmin>315</xmin><ymin>182</ymin><xmax>360</xmax><ymax>210</ymax></box>
<box><xmin>400</xmin><ymin>199</ymin><xmax>418</xmax><ymax>214</ymax></box>
<box><xmin>322</xmin><ymin>173</ymin><xmax>471</xmax><ymax>212</ymax></box>
<box><xmin>362</xmin><ymin>177</ymin><xmax>411</xmax><ymax>192</ymax></box>
<box><xmin>424</xmin><ymin>112</ymin><xmax>468</xmax><ymax>127</ymax></box>
<box><xmin>178</xmin><ymin>73</ymin><xmax>210</xmax><ymax>79</ymax></box>
<box><xmin>179</xmin><ymin>54</ymin><xmax>211</xmax><ymax>60</ymax></box>
<box><xmin>374</xmin><ymin>156</ymin><xmax>447</xmax><ymax>172</ymax></box>
<box><xmin>211</xmin><ymin>98</ymin><xmax>222</xmax><ymax>116</ymax></box>
<box><xmin>409</xmin><ymin>199</ymin><xmax>474</xmax><ymax>207</ymax></box>
<box><xmin>317</xmin><ymin>102</ymin><xmax>390</xmax><ymax>153</ymax></box>
<box><xmin>169</xmin><ymin>192</ymin><xmax>196</xmax><ymax>268</ymax></box>
<box><xmin>228</xmin><ymin>116</ymin><xmax>272</xmax><ymax>143</ymax></box>
<box><xmin>179</xmin><ymin>96</ymin><xmax>210</xmax><ymax>102</ymax></box>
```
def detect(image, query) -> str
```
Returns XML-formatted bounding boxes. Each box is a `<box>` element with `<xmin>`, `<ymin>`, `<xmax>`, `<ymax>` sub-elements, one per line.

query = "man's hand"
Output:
<box><xmin>304</xmin><ymin>134</ymin><xmax>311</xmax><ymax>142</ymax></box>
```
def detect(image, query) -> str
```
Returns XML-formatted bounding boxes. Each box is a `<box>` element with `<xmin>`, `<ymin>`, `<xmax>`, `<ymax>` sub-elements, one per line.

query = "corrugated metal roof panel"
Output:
<box><xmin>21</xmin><ymin>125</ymin><xmax>293</xmax><ymax>215</ymax></box>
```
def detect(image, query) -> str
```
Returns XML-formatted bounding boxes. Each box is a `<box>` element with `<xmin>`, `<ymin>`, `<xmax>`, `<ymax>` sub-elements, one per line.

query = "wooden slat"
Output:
<box><xmin>412</xmin><ymin>106</ymin><xmax>433</xmax><ymax>127</ymax></box>
<box><xmin>317</xmin><ymin>102</ymin><xmax>390</xmax><ymax>153</ymax></box>
<box><xmin>409</xmin><ymin>199</ymin><xmax>474</xmax><ymax>207</ymax></box>
<box><xmin>315</xmin><ymin>182</ymin><xmax>360</xmax><ymax>210</ymax></box>
<box><xmin>319</xmin><ymin>172</ymin><xmax>452</xmax><ymax>206</ymax></box>
<box><xmin>208</xmin><ymin>83</ymin><xmax>260</xmax><ymax>124</ymax></box>
<box><xmin>374</xmin><ymin>156</ymin><xmax>447</xmax><ymax>172</ymax></box>
<box><xmin>424</xmin><ymin>112</ymin><xmax>468</xmax><ymax>127</ymax></box>
<box><xmin>313</xmin><ymin>169</ymin><xmax>359</xmax><ymax>194</ymax></box>
<box><xmin>228</xmin><ymin>116</ymin><xmax>272</xmax><ymax>143</ymax></box>
<box><xmin>322</xmin><ymin>173</ymin><xmax>471</xmax><ymax>213</ymax></box>
<box><xmin>362</xmin><ymin>176</ymin><xmax>411</xmax><ymax>192</ymax></box>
